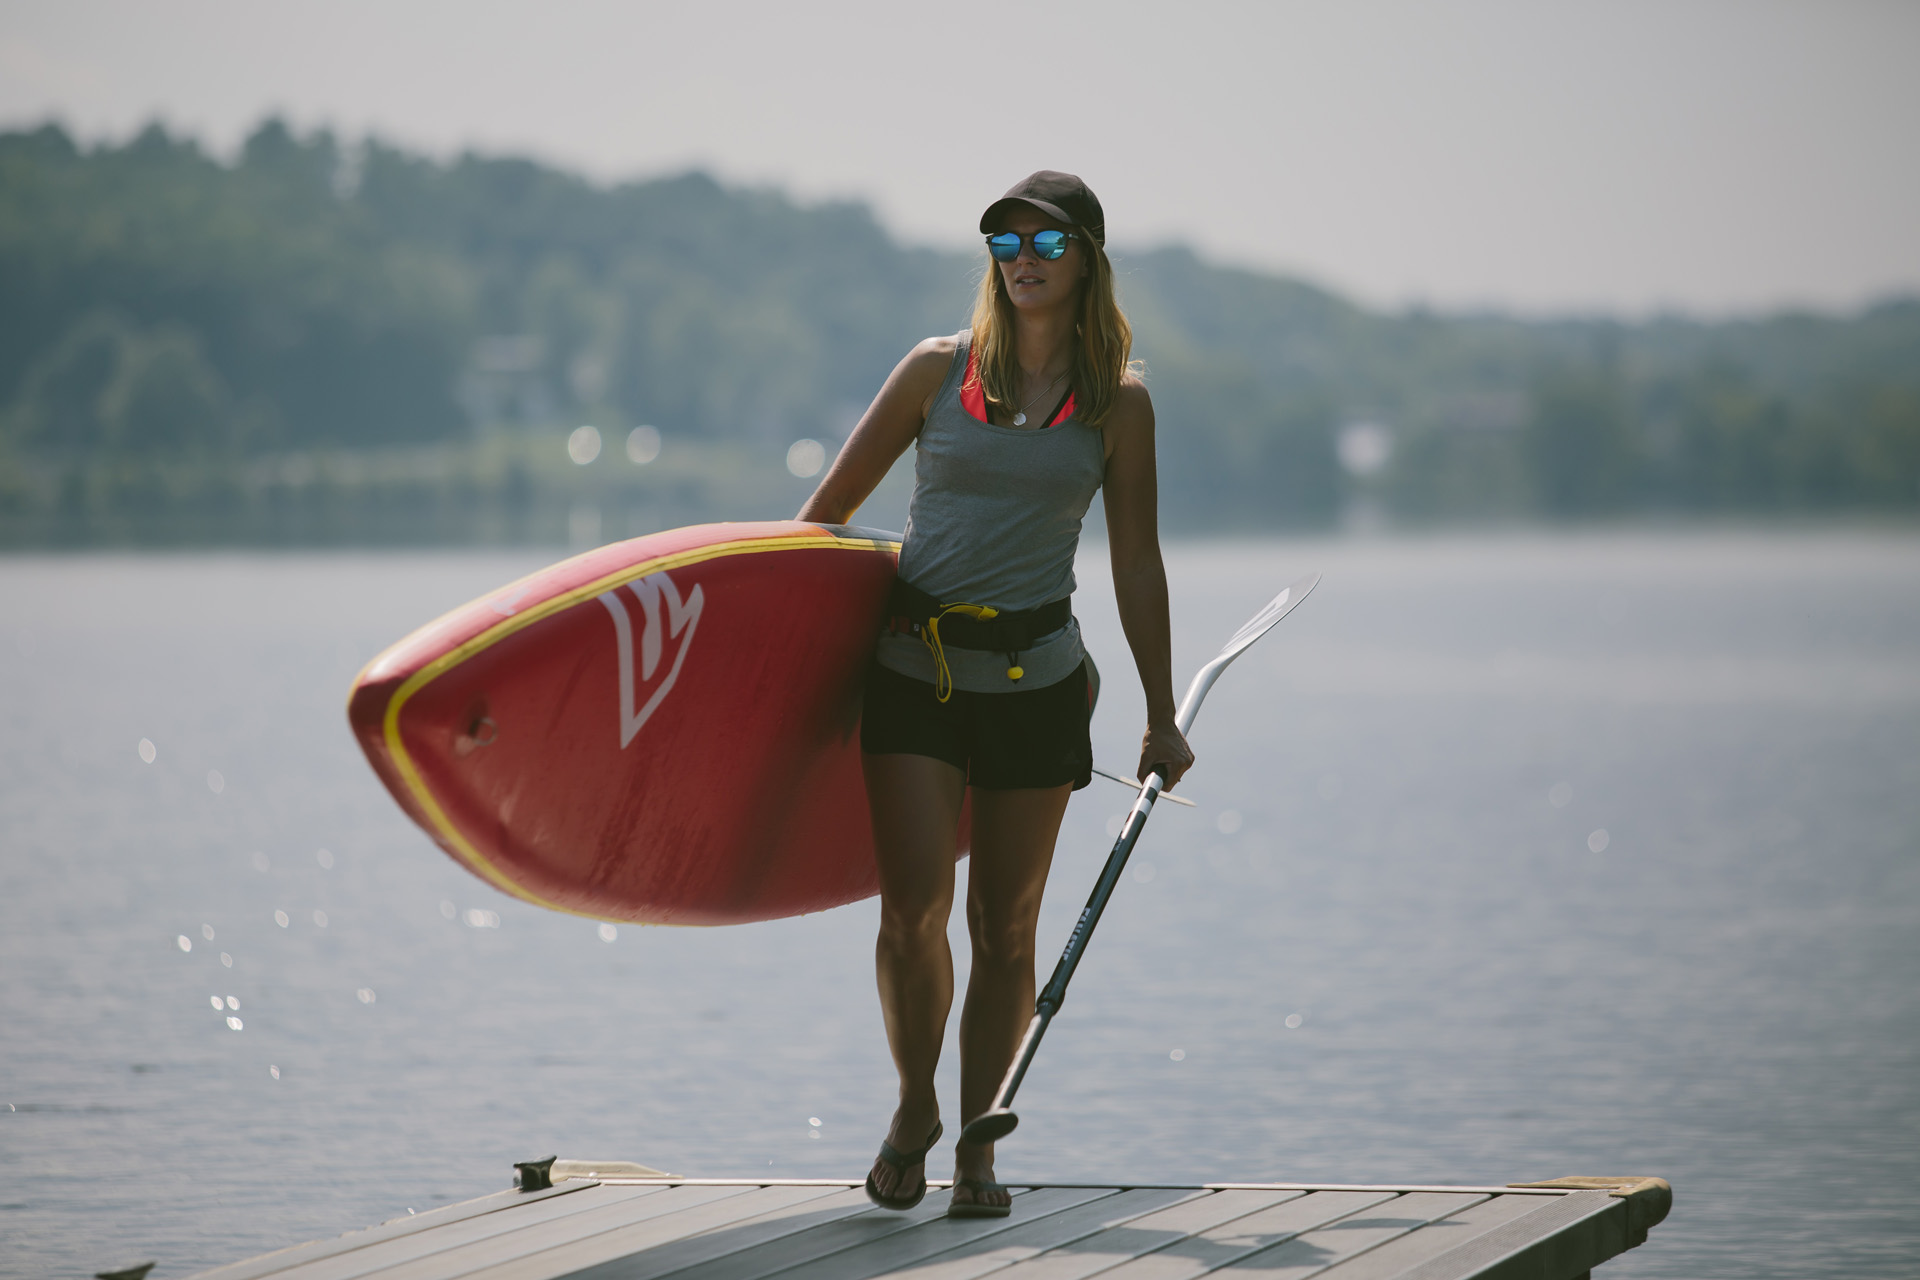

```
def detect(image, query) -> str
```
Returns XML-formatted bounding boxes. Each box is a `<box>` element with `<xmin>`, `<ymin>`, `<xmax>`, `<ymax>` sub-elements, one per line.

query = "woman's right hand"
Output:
<box><xmin>1138</xmin><ymin>721</ymin><xmax>1194</xmax><ymax>792</ymax></box>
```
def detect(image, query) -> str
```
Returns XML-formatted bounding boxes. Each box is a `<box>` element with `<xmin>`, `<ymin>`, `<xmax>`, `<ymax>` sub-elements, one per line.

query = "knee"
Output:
<box><xmin>878</xmin><ymin>899</ymin><xmax>949</xmax><ymax>954</ymax></box>
<box><xmin>966</xmin><ymin>900</ymin><xmax>1039</xmax><ymax>971</ymax></box>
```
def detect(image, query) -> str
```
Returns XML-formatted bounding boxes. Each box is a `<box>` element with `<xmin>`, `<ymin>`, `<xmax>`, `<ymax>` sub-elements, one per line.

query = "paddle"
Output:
<box><xmin>961</xmin><ymin>571</ymin><xmax>1322</xmax><ymax>1147</ymax></box>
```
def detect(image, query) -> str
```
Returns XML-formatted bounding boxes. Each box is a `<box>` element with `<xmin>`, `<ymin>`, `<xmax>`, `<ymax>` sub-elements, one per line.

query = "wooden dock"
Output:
<box><xmin>188</xmin><ymin>1164</ymin><xmax>1670</xmax><ymax>1280</ymax></box>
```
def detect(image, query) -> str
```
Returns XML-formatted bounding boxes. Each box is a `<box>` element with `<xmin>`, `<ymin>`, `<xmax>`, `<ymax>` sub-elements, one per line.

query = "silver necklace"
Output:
<box><xmin>1010</xmin><ymin>367</ymin><xmax>1068</xmax><ymax>426</ymax></box>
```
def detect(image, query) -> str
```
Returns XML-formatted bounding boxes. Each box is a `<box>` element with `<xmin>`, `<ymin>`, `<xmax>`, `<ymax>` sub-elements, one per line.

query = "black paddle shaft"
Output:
<box><xmin>961</xmin><ymin>766</ymin><xmax>1169</xmax><ymax>1146</ymax></box>
<box><xmin>959</xmin><ymin>571</ymin><xmax>1321</xmax><ymax>1148</ymax></box>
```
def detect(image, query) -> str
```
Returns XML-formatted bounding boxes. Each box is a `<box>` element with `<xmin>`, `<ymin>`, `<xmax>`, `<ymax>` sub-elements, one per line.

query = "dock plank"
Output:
<box><xmin>224</xmin><ymin>1187</ymin><xmax>672</xmax><ymax>1280</ymax></box>
<box><xmin>1393</xmin><ymin>1190</ymin><xmax>1622</xmax><ymax>1280</ymax></box>
<box><xmin>1218</xmin><ymin>1193</ymin><xmax>1487</xmax><ymax>1277</ymax></box>
<box><xmin>1091</xmin><ymin>1191</ymin><xmax>1404</xmax><ymax>1280</ymax></box>
<box><xmin>284</xmin><ymin>1185</ymin><xmax>750</xmax><ymax>1280</ymax></box>
<box><xmin>646</xmin><ymin>1188</ymin><xmax>1031</xmax><ymax>1280</ymax></box>
<box><xmin>462</xmin><ymin>1184</ymin><xmax>850</xmax><ymax>1280</ymax></box>
<box><xmin>762</xmin><ymin>1187</ymin><xmax>1114</xmax><ymax>1280</ymax></box>
<box><xmin>1313</xmin><ymin>1195</ymin><xmax>1547</xmax><ymax>1280</ymax></box>
<box><xmin>556</xmin><ymin>1186</ymin><xmax>882</xmax><ymax>1280</ymax></box>
<box><xmin>997</xmin><ymin>1189</ymin><xmax>1310</xmax><ymax>1280</ymax></box>
<box><xmin>192</xmin><ymin>1186</ymin><xmax>595</xmax><ymax>1280</ymax></box>
<box><xmin>874</xmin><ymin>1188</ymin><xmax>1208</xmax><ymax>1280</ymax></box>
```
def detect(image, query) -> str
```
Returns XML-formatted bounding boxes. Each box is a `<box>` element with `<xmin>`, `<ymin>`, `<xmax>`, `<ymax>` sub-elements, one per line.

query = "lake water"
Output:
<box><xmin>2</xmin><ymin>532</ymin><xmax>1917</xmax><ymax>1279</ymax></box>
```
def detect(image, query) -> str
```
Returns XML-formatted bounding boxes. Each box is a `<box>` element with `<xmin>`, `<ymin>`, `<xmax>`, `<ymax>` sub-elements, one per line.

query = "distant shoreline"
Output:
<box><xmin>4</xmin><ymin>120</ymin><xmax>1917</xmax><ymax>539</ymax></box>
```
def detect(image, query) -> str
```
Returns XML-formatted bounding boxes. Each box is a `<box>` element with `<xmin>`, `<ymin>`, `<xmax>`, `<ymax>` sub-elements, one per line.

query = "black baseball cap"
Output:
<box><xmin>979</xmin><ymin>171</ymin><xmax>1106</xmax><ymax>246</ymax></box>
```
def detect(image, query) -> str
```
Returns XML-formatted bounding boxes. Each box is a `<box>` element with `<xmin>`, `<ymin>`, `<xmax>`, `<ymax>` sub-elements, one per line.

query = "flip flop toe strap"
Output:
<box><xmin>876</xmin><ymin>1121</ymin><xmax>944</xmax><ymax>1170</ymax></box>
<box><xmin>953</xmin><ymin>1177</ymin><xmax>1009</xmax><ymax>1197</ymax></box>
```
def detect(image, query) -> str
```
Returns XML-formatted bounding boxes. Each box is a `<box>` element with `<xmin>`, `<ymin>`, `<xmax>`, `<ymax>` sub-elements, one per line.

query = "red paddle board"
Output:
<box><xmin>347</xmin><ymin>520</ymin><xmax>934</xmax><ymax>925</ymax></box>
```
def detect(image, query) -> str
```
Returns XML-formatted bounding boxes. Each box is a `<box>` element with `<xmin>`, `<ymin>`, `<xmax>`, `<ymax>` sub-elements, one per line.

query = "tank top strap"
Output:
<box><xmin>928</xmin><ymin>330</ymin><xmax>972</xmax><ymax>423</ymax></box>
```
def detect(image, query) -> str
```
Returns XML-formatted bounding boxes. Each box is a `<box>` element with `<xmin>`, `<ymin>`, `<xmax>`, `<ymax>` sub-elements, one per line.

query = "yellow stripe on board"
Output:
<box><xmin>379</xmin><ymin>531</ymin><xmax>899</xmax><ymax>921</ymax></box>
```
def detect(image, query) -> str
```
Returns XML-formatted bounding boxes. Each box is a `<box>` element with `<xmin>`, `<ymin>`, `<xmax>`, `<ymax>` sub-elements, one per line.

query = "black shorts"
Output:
<box><xmin>861</xmin><ymin>661</ymin><xmax>1094</xmax><ymax>791</ymax></box>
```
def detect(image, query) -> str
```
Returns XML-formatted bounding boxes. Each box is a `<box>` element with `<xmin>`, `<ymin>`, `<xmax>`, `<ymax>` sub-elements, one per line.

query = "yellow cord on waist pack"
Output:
<box><xmin>923</xmin><ymin>603</ymin><xmax>998</xmax><ymax>703</ymax></box>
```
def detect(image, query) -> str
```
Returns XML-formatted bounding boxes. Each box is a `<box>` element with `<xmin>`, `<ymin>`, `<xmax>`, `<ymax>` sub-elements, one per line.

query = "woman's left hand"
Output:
<box><xmin>1138</xmin><ymin>722</ymin><xmax>1194</xmax><ymax>792</ymax></box>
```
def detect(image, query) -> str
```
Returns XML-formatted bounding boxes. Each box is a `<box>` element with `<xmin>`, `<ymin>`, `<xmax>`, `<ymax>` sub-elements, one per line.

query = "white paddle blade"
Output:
<box><xmin>1218</xmin><ymin>572</ymin><xmax>1320</xmax><ymax>663</ymax></box>
<box><xmin>1173</xmin><ymin>570</ymin><xmax>1323</xmax><ymax>737</ymax></box>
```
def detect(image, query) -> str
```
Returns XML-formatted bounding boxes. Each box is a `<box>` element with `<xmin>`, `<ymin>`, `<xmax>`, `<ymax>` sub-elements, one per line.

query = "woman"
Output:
<box><xmin>798</xmin><ymin>171</ymin><xmax>1192</xmax><ymax>1219</ymax></box>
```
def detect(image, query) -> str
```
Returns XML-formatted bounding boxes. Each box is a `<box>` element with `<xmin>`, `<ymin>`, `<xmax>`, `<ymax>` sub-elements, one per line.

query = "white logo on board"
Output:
<box><xmin>598</xmin><ymin>572</ymin><xmax>704</xmax><ymax>748</ymax></box>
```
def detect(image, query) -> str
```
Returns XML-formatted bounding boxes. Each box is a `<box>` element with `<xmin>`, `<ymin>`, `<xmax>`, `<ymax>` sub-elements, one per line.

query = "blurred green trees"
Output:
<box><xmin>1525</xmin><ymin>361</ymin><xmax>1636</xmax><ymax>516</ymax></box>
<box><xmin>11</xmin><ymin>312</ymin><xmax>250</xmax><ymax>459</ymax></box>
<box><xmin>0</xmin><ymin>119</ymin><xmax>1914</xmax><ymax>545</ymax></box>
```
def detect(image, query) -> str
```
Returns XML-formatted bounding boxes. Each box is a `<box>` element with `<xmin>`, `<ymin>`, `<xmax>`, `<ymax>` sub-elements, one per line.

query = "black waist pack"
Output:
<box><xmin>886</xmin><ymin>577</ymin><xmax>1071</xmax><ymax>651</ymax></box>
<box><xmin>885</xmin><ymin>577</ymin><xmax>1074</xmax><ymax>700</ymax></box>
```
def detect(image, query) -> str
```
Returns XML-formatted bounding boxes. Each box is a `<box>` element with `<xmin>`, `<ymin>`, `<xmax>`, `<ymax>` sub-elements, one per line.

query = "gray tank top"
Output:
<box><xmin>875</xmin><ymin>330</ymin><xmax>1106</xmax><ymax>693</ymax></box>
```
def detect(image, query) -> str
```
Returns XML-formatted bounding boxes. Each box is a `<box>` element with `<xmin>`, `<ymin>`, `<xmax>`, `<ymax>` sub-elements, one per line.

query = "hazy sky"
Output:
<box><xmin>4</xmin><ymin>0</ymin><xmax>1916</xmax><ymax>316</ymax></box>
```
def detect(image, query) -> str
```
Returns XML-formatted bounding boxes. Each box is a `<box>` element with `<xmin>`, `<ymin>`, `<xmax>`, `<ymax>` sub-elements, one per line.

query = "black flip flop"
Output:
<box><xmin>948</xmin><ymin>1176</ymin><xmax>1012</xmax><ymax>1219</ymax></box>
<box><xmin>864</xmin><ymin>1120</ymin><xmax>944</xmax><ymax>1210</ymax></box>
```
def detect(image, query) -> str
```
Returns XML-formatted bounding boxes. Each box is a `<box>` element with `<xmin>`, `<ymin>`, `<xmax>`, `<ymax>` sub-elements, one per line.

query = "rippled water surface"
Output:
<box><xmin>3</xmin><ymin>533</ymin><xmax>1917</xmax><ymax>1278</ymax></box>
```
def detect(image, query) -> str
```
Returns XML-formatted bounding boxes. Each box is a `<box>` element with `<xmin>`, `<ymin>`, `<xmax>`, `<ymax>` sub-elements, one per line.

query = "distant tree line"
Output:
<box><xmin>0</xmin><ymin>119</ymin><xmax>1914</xmax><ymax>545</ymax></box>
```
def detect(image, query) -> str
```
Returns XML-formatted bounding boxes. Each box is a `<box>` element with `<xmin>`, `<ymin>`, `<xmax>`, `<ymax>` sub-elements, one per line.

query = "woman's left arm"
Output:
<box><xmin>1101</xmin><ymin>381</ymin><xmax>1194</xmax><ymax>790</ymax></box>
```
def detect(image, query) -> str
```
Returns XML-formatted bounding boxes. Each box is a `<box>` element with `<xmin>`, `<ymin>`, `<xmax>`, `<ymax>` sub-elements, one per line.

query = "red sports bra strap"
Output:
<box><xmin>959</xmin><ymin>348</ymin><xmax>989</xmax><ymax>422</ymax></box>
<box><xmin>959</xmin><ymin>347</ymin><xmax>1076</xmax><ymax>427</ymax></box>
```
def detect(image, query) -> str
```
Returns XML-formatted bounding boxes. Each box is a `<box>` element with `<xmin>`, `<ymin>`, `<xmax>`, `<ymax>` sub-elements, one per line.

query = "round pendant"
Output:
<box><xmin>1012</xmin><ymin>412</ymin><xmax>1027</xmax><ymax>426</ymax></box>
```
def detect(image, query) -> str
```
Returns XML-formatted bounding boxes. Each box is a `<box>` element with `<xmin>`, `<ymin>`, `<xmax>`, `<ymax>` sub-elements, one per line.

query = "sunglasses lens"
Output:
<box><xmin>987</xmin><ymin>233</ymin><xmax>1021</xmax><ymax>261</ymax></box>
<box><xmin>1032</xmin><ymin>230</ymin><xmax>1068</xmax><ymax>259</ymax></box>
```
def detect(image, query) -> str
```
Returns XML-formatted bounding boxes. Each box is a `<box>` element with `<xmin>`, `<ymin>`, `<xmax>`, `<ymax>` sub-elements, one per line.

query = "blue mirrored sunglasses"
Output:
<box><xmin>985</xmin><ymin>229</ymin><xmax>1079</xmax><ymax>262</ymax></box>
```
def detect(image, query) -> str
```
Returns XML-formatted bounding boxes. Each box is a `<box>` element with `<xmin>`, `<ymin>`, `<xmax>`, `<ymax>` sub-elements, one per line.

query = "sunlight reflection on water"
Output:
<box><xmin>1</xmin><ymin>535</ymin><xmax>1916</xmax><ymax>1279</ymax></box>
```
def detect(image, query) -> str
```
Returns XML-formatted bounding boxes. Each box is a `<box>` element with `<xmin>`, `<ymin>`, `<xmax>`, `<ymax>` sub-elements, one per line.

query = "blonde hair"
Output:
<box><xmin>967</xmin><ymin>230</ymin><xmax>1134</xmax><ymax>427</ymax></box>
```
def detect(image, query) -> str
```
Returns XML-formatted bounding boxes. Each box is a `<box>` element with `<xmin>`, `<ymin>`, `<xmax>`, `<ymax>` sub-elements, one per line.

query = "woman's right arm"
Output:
<box><xmin>797</xmin><ymin>337</ymin><xmax>955</xmax><ymax>524</ymax></box>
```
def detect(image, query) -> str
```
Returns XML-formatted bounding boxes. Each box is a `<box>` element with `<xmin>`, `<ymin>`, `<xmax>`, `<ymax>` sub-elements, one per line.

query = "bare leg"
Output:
<box><xmin>952</xmin><ymin>783</ymin><xmax>1072</xmax><ymax>1211</ymax></box>
<box><xmin>864</xmin><ymin>751</ymin><xmax>967</xmax><ymax>1203</ymax></box>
